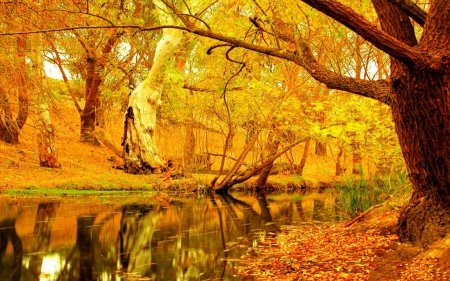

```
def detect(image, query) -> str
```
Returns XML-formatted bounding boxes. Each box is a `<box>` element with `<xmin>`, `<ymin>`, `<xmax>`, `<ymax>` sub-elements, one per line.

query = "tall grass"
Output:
<box><xmin>336</xmin><ymin>170</ymin><xmax>409</xmax><ymax>219</ymax></box>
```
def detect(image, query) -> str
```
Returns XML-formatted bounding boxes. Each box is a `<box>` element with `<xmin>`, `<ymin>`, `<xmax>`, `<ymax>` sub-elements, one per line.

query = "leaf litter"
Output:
<box><xmin>238</xmin><ymin>218</ymin><xmax>450</xmax><ymax>280</ymax></box>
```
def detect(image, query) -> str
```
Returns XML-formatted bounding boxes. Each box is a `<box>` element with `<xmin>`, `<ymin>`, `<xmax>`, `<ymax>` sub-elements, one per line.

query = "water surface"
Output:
<box><xmin>0</xmin><ymin>191</ymin><xmax>342</xmax><ymax>280</ymax></box>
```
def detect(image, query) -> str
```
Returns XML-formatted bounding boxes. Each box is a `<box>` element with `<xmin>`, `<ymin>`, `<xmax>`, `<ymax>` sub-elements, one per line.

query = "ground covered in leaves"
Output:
<box><xmin>239</xmin><ymin>210</ymin><xmax>450</xmax><ymax>280</ymax></box>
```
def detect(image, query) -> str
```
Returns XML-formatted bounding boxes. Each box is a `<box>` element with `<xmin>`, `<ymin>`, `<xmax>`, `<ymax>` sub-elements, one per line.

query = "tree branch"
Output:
<box><xmin>385</xmin><ymin>0</ymin><xmax>427</xmax><ymax>27</ymax></box>
<box><xmin>0</xmin><ymin>23</ymin><xmax>390</xmax><ymax>104</ymax></box>
<box><xmin>299</xmin><ymin>0</ymin><xmax>425</xmax><ymax>66</ymax></box>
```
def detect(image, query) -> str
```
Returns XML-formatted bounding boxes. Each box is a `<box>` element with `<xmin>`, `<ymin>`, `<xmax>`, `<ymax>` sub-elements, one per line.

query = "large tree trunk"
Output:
<box><xmin>122</xmin><ymin>8</ymin><xmax>183</xmax><ymax>173</ymax></box>
<box><xmin>395</xmin><ymin>68</ymin><xmax>450</xmax><ymax>247</ymax></box>
<box><xmin>371</xmin><ymin>0</ymin><xmax>450</xmax><ymax>247</ymax></box>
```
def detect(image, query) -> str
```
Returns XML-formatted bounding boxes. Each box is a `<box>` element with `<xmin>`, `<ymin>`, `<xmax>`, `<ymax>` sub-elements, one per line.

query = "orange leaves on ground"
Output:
<box><xmin>237</xmin><ymin>223</ymin><xmax>448</xmax><ymax>280</ymax></box>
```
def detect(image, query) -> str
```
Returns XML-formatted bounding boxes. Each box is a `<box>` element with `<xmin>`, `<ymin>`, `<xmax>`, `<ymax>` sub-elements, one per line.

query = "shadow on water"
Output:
<box><xmin>0</xmin><ymin>191</ymin><xmax>343</xmax><ymax>280</ymax></box>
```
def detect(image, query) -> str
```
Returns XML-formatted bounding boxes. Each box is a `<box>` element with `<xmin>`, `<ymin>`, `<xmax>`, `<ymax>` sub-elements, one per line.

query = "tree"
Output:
<box><xmin>29</xmin><ymin>33</ymin><xmax>61</xmax><ymax>168</ymax></box>
<box><xmin>0</xmin><ymin>31</ymin><xmax>28</xmax><ymax>144</ymax></box>
<box><xmin>154</xmin><ymin>0</ymin><xmax>449</xmax><ymax>246</ymax></box>
<box><xmin>122</xmin><ymin>1</ymin><xmax>184</xmax><ymax>173</ymax></box>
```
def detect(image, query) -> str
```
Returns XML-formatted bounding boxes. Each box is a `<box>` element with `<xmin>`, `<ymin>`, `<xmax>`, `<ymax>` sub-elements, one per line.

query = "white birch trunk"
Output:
<box><xmin>30</xmin><ymin>34</ymin><xmax>60</xmax><ymax>168</ymax></box>
<box><xmin>122</xmin><ymin>2</ymin><xmax>183</xmax><ymax>173</ymax></box>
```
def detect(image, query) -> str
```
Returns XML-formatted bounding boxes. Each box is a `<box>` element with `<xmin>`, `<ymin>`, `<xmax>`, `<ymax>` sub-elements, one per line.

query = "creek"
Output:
<box><xmin>0</xmin><ymin>191</ymin><xmax>344</xmax><ymax>281</ymax></box>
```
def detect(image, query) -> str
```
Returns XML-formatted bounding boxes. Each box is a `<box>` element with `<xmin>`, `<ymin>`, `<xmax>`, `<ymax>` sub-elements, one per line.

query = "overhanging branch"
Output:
<box><xmin>299</xmin><ymin>0</ymin><xmax>425</xmax><ymax>66</ymax></box>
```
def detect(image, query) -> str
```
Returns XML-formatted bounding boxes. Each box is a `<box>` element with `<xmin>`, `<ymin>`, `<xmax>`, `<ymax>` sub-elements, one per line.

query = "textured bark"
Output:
<box><xmin>290</xmin><ymin>0</ymin><xmax>450</xmax><ymax>248</ymax></box>
<box><xmin>122</xmin><ymin>16</ymin><xmax>183</xmax><ymax>173</ymax></box>
<box><xmin>80</xmin><ymin>32</ymin><xmax>121</xmax><ymax>144</ymax></box>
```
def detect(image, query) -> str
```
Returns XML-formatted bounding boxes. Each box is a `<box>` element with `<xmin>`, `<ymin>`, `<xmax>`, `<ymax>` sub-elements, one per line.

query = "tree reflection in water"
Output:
<box><xmin>0</xmin><ymin>191</ymin><xmax>340</xmax><ymax>281</ymax></box>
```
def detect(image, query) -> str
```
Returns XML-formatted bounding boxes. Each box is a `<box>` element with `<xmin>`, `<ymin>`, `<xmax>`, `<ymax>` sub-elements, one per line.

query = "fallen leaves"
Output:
<box><xmin>238</xmin><ymin>222</ymin><xmax>449</xmax><ymax>280</ymax></box>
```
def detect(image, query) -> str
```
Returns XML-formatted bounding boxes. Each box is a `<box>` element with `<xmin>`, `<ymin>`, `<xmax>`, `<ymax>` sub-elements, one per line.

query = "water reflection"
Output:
<box><xmin>0</xmin><ymin>192</ymin><xmax>342</xmax><ymax>280</ymax></box>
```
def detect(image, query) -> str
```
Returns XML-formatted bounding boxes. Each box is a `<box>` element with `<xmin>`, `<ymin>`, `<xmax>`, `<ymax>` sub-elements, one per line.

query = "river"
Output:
<box><xmin>0</xmin><ymin>191</ymin><xmax>343</xmax><ymax>280</ymax></box>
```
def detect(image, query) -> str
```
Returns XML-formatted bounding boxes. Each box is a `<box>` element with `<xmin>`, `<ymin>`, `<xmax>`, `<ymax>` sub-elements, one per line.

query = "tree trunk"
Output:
<box><xmin>122</xmin><ymin>11</ymin><xmax>183</xmax><ymax>173</ymax></box>
<box><xmin>297</xmin><ymin>137</ymin><xmax>311</xmax><ymax>176</ymax></box>
<box><xmin>368</xmin><ymin>0</ymin><xmax>450</xmax><ymax>246</ymax></box>
<box><xmin>335</xmin><ymin>147</ymin><xmax>344</xmax><ymax>176</ymax></box>
<box><xmin>395</xmin><ymin>68</ymin><xmax>450</xmax><ymax>247</ymax></box>
<box><xmin>183</xmin><ymin>122</ymin><xmax>196</xmax><ymax>169</ymax></box>
<box><xmin>315</xmin><ymin>141</ymin><xmax>327</xmax><ymax>156</ymax></box>
<box><xmin>351</xmin><ymin>140</ymin><xmax>362</xmax><ymax>175</ymax></box>
<box><xmin>0</xmin><ymin>35</ymin><xmax>28</xmax><ymax>144</ymax></box>
<box><xmin>80</xmin><ymin>31</ymin><xmax>121</xmax><ymax>145</ymax></box>
<box><xmin>255</xmin><ymin>129</ymin><xmax>281</xmax><ymax>187</ymax></box>
<box><xmin>30</xmin><ymin>34</ymin><xmax>61</xmax><ymax>168</ymax></box>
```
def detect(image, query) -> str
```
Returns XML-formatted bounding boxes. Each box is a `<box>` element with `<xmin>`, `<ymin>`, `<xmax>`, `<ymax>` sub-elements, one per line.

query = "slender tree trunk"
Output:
<box><xmin>122</xmin><ymin>8</ymin><xmax>183</xmax><ymax>173</ymax></box>
<box><xmin>30</xmin><ymin>34</ymin><xmax>61</xmax><ymax>168</ymax></box>
<box><xmin>0</xmin><ymin>35</ymin><xmax>28</xmax><ymax>144</ymax></box>
<box><xmin>315</xmin><ymin>141</ymin><xmax>327</xmax><ymax>156</ymax></box>
<box><xmin>80</xmin><ymin>32</ymin><xmax>121</xmax><ymax>145</ymax></box>
<box><xmin>255</xmin><ymin>129</ymin><xmax>281</xmax><ymax>187</ymax></box>
<box><xmin>351</xmin><ymin>140</ymin><xmax>362</xmax><ymax>175</ymax></box>
<box><xmin>335</xmin><ymin>147</ymin><xmax>344</xmax><ymax>176</ymax></box>
<box><xmin>297</xmin><ymin>137</ymin><xmax>311</xmax><ymax>176</ymax></box>
<box><xmin>183</xmin><ymin>122</ymin><xmax>196</xmax><ymax>169</ymax></box>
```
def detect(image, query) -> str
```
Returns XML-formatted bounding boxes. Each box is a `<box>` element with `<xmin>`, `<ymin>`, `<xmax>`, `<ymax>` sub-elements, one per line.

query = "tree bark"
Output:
<box><xmin>122</xmin><ymin>6</ymin><xmax>183</xmax><ymax>173</ymax></box>
<box><xmin>80</xmin><ymin>31</ymin><xmax>121</xmax><ymax>145</ymax></box>
<box><xmin>297</xmin><ymin>137</ymin><xmax>311</xmax><ymax>176</ymax></box>
<box><xmin>30</xmin><ymin>34</ymin><xmax>61</xmax><ymax>168</ymax></box>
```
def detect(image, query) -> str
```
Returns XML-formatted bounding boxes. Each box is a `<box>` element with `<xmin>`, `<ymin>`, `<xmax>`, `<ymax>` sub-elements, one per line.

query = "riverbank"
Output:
<box><xmin>0</xmin><ymin>139</ymin><xmax>340</xmax><ymax>193</ymax></box>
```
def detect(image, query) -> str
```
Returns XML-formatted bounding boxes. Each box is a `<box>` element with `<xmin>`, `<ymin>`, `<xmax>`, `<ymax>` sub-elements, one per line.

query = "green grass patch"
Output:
<box><xmin>336</xmin><ymin>170</ymin><xmax>409</xmax><ymax>219</ymax></box>
<box><xmin>4</xmin><ymin>189</ymin><xmax>148</xmax><ymax>196</ymax></box>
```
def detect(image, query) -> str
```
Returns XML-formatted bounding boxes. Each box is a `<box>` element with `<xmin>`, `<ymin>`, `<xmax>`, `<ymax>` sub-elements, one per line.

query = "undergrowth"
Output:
<box><xmin>336</xmin><ymin>170</ymin><xmax>410</xmax><ymax>219</ymax></box>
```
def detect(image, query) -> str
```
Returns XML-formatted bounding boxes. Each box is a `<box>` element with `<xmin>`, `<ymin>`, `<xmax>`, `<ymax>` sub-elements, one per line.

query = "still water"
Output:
<box><xmin>0</xmin><ymin>191</ymin><xmax>342</xmax><ymax>281</ymax></box>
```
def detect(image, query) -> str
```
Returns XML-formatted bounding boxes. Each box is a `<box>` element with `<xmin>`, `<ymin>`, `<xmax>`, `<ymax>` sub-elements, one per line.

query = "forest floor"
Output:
<box><xmin>240</xmin><ymin>207</ymin><xmax>450</xmax><ymax>280</ymax></box>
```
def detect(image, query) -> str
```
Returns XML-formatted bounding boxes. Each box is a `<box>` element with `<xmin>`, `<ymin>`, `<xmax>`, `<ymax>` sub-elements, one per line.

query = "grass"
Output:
<box><xmin>336</xmin><ymin>170</ymin><xmax>410</xmax><ymax>219</ymax></box>
<box><xmin>3</xmin><ymin>188</ymin><xmax>151</xmax><ymax>196</ymax></box>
